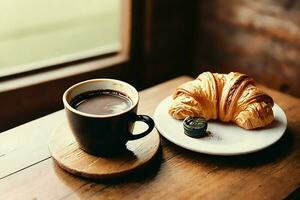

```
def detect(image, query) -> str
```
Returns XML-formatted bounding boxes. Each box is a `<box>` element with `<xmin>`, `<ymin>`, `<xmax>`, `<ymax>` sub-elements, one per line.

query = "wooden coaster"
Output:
<box><xmin>48</xmin><ymin>122</ymin><xmax>160</xmax><ymax>179</ymax></box>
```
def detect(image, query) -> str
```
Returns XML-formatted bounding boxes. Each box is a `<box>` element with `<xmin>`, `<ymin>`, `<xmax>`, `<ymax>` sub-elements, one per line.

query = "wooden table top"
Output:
<box><xmin>1</xmin><ymin>76</ymin><xmax>300</xmax><ymax>200</ymax></box>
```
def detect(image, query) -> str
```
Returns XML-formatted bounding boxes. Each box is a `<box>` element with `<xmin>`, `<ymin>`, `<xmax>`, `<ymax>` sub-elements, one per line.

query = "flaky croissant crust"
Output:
<box><xmin>169</xmin><ymin>72</ymin><xmax>274</xmax><ymax>129</ymax></box>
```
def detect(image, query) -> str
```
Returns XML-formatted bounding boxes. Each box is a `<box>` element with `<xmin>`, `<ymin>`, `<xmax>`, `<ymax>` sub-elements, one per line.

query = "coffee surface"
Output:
<box><xmin>71</xmin><ymin>90</ymin><xmax>132</xmax><ymax>115</ymax></box>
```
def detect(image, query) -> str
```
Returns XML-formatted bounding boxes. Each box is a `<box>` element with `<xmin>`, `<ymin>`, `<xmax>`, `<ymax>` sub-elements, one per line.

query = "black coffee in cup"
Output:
<box><xmin>70</xmin><ymin>90</ymin><xmax>132</xmax><ymax>115</ymax></box>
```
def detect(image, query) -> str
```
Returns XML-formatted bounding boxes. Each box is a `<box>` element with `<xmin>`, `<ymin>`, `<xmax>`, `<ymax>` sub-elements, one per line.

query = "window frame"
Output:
<box><xmin>0</xmin><ymin>0</ymin><xmax>131</xmax><ymax>86</ymax></box>
<box><xmin>0</xmin><ymin>0</ymin><xmax>132</xmax><ymax>131</ymax></box>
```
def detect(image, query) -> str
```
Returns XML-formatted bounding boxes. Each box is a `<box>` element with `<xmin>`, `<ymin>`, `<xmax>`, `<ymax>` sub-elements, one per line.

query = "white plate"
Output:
<box><xmin>154</xmin><ymin>96</ymin><xmax>287</xmax><ymax>155</ymax></box>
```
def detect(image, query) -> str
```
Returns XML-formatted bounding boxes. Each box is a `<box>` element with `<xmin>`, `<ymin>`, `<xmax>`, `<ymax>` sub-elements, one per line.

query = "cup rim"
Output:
<box><xmin>63</xmin><ymin>78</ymin><xmax>139</xmax><ymax>118</ymax></box>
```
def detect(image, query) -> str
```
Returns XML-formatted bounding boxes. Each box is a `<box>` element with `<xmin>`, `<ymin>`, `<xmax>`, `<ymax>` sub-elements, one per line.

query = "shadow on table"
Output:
<box><xmin>96</xmin><ymin>145</ymin><xmax>164</xmax><ymax>184</ymax></box>
<box><xmin>164</xmin><ymin>128</ymin><xmax>294</xmax><ymax>168</ymax></box>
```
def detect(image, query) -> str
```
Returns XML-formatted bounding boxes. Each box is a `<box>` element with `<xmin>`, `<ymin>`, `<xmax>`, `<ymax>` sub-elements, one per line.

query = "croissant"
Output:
<box><xmin>169</xmin><ymin>72</ymin><xmax>274</xmax><ymax>129</ymax></box>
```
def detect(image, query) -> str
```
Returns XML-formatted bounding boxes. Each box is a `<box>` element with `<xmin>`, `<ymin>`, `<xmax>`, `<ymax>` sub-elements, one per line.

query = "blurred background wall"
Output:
<box><xmin>194</xmin><ymin>0</ymin><xmax>300</xmax><ymax>97</ymax></box>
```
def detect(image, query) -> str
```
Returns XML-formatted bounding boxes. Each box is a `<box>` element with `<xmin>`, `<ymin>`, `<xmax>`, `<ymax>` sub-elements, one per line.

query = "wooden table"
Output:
<box><xmin>1</xmin><ymin>76</ymin><xmax>300</xmax><ymax>200</ymax></box>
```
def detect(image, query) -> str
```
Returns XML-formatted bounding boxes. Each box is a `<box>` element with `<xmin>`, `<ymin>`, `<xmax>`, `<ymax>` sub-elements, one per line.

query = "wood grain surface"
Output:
<box><xmin>48</xmin><ymin>122</ymin><xmax>160</xmax><ymax>179</ymax></box>
<box><xmin>0</xmin><ymin>76</ymin><xmax>300</xmax><ymax>200</ymax></box>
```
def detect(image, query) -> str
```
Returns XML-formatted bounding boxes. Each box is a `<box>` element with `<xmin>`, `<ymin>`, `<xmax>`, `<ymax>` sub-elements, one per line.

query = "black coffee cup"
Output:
<box><xmin>63</xmin><ymin>79</ymin><xmax>155</xmax><ymax>156</ymax></box>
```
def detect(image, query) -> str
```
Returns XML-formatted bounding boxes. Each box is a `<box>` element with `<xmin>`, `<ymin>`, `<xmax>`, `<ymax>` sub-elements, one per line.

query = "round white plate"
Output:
<box><xmin>154</xmin><ymin>96</ymin><xmax>287</xmax><ymax>156</ymax></box>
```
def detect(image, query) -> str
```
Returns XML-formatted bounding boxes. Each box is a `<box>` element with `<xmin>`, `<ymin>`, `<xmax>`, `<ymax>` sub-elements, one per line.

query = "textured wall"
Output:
<box><xmin>195</xmin><ymin>0</ymin><xmax>300</xmax><ymax>97</ymax></box>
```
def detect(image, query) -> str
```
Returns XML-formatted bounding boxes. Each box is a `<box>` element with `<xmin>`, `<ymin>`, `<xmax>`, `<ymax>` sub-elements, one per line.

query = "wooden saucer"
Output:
<box><xmin>48</xmin><ymin>122</ymin><xmax>160</xmax><ymax>179</ymax></box>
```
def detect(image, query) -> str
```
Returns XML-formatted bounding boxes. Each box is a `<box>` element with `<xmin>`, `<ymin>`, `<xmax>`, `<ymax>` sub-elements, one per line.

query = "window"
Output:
<box><xmin>0</xmin><ymin>0</ymin><xmax>121</xmax><ymax>77</ymax></box>
<box><xmin>0</xmin><ymin>0</ymin><xmax>131</xmax><ymax>132</ymax></box>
